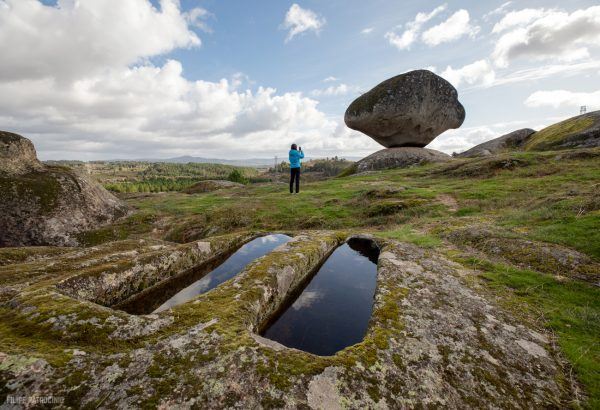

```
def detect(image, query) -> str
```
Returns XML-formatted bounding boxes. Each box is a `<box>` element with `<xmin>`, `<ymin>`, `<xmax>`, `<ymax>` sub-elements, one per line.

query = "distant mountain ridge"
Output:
<box><xmin>46</xmin><ymin>155</ymin><xmax>363</xmax><ymax>167</ymax></box>
<box><xmin>132</xmin><ymin>156</ymin><xmax>275</xmax><ymax>167</ymax></box>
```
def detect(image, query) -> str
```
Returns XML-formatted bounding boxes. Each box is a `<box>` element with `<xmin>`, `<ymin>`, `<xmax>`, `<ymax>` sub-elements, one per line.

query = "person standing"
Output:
<box><xmin>288</xmin><ymin>144</ymin><xmax>304</xmax><ymax>194</ymax></box>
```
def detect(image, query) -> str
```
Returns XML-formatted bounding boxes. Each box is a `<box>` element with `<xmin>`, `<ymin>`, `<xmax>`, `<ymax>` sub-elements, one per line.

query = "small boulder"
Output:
<box><xmin>184</xmin><ymin>180</ymin><xmax>243</xmax><ymax>194</ymax></box>
<box><xmin>355</xmin><ymin>147</ymin><xmax>451</xmax><ymax>173</ymax></box>
<box><xmin>457</xmin><ymin>128</ymin><xmax>536</xmax><ymax>157</ymax></box>
<box><xmin>0</xmin><ymin>131</ymin><xmax>128</xmax><ymax>247</ymax></box>
<box><xmin>344</xmin><ymin>70</ymin><xmax>465</xmax><ymax>148</ymax></box>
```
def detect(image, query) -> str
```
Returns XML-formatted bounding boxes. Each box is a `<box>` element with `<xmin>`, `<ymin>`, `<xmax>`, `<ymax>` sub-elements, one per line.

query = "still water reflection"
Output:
<box><xmin>153</xmin><ymin>234</ymin><xmax>292</xmax><ymax>313</ymax></box>
<box><xmin>261</xmin><ymin>237</ymin><xmax>379</xmax><ymax>356</ymax></box>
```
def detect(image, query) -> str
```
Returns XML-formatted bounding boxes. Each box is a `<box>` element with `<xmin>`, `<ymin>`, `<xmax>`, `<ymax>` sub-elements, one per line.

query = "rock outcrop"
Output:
<box><xmin>0</xmin><ymin>131</ymin><xmax>45</xmax><ymax>174</ymax></box>
<box><xmin>184</xmin><ymin>180</ymin><xmax>243</xmax><ymax>194</ymax></box>
<box><xmin>525</xmin><ymin>110</ymin><xmax>600</xmax><ymax>151</ymax></box>
<box><xmin>0</xmin><ymin>131</ymin><xmax>128</xmax><ymax>247</ymax></box>
<box><xmin>356</xmin><ymin>147</ymin><xmax>451</xmax><ymax>172</ymax></box>
<box><xmin>0</xmin><ymin>232</ymin><xmax>575</xmax><ymax>407</ymax></box>
<box><xmin>457</xmin><ymin>128</ymin><xmax>536</xmax><ymax>157</ymax></box>
<box><xmin>344</xmin><ymin>70</ymin><xmax>465</xmax><ymax>148</ymax></box>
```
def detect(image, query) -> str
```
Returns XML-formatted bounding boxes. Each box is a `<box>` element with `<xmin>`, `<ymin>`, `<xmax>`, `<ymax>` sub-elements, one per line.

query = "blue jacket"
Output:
<box><xmin>289</xmin><ymin>149</ymin><xmax>304</xmax><ymax>168</ymax></box>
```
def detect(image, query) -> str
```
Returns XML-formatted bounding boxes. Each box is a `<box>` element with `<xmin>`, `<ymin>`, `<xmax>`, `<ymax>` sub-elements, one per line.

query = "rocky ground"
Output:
<box><xmin>1</xmin><ymin>145</ymin><xmax>598</xmax><ymax>408</ymax></box>
<box><xmin>0</xmin><ymin>232</ymin><xmax>584</xmax><ymax>408</ymax></box>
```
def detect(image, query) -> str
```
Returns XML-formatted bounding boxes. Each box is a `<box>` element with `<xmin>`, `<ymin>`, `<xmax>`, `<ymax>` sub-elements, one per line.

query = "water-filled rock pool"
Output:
<box><xmin>261</xmin><ymin>237</ymin><xmax>380</xmax><ymax>355</ymax></box>
<box><xmin>117</xmin><ymin>234</ymin><xmax>292</xmax><ymax>314</ymax></box>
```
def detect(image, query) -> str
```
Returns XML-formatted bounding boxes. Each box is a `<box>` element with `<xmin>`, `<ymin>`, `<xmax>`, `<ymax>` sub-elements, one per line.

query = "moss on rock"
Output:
<box><xmin>525</xmin><ymin>115</ymin><xmax>595</xmax><ymax>151</ymax></box>
<box><xmin>0</xmin><ymin>231</ymin><xmax>581</xmax><ymax>407</ymax></box>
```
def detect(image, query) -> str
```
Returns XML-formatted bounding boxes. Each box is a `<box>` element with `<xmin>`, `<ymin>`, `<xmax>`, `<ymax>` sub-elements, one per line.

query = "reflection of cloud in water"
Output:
<box><xmin>155</xmin><ymin>276</ymin><xmax>211</xmax><ymax>312</ymax></box>
<box><xmin>291</xmin><ymin>290</ymin><xmax>322</xmax><ymax>310</ymax></box>
<box><xmin>154</xmin><ymin>234</ymin><xmax>292</xmax><ymax>313</ymax></box>
<box><xmin>261</xmin><ymin>235</ymin><xmax>280</xmax><ymax>243</ymax></box>
<box><xmin>190</xmin><ymin>276</ymin><xmax>212</xmax><ymax>294</ymax></box>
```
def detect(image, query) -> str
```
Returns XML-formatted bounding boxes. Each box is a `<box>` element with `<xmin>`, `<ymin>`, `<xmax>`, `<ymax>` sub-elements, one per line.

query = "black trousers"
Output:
<box><xmin>290</xmin><ymin>168</ymin><xmax>300</xmax><ymax>193</ymax></box>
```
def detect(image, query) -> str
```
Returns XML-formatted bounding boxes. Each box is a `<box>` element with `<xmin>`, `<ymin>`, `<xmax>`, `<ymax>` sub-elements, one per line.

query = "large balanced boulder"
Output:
<box><xmin>457</xmin><ymin>128</ymin><xmax>536</xmax><ymax>158</ymax></box>
<box><xmin>345</xmin><ymin>70</ymin><xmax>465</xmax><ymax>148</ymax></box>
<box><xmin>356</xmin><ymin>147</ymin><xmax>451</xmax><ymax>173</ymax></box>
<box><xmin>0</xmin><ymin>131</ymin><xmax>128</xmax><ymax>247</ymax></box>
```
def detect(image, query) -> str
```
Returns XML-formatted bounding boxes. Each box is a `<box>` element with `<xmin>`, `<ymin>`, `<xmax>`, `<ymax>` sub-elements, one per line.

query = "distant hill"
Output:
<box><xmin>132</xmin><ymin>156</ymin><xmax>275</xmax><ymax>167</ymax></box>
<box><xmin>47</xmin><ymin>155</ymin><xmax>363</xmax><ymax>168</ymax></box>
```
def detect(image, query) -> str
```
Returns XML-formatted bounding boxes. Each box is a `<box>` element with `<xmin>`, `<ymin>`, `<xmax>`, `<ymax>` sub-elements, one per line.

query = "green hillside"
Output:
<box><xmin>525</xmin><ymin>111</ymin><xmax>599</xmax><ymax>151</ymax></box>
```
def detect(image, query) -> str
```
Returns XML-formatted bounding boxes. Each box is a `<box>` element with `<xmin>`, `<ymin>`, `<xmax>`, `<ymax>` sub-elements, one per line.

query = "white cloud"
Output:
<box><xmin>525</xmin><ymin>89</ymin><xmax>600</xmax><ymax>109</ymax></box>
<box><xmin>185</xmin><ymin>7</ymin><xmax>213</xmax><ymax>33</ymax></box>
<box><xmin>384</xmin><ymin>30</ymin><xmax>416</xmax><ymax>51</ymax></box>
<box><xmin>492</xmin><ymin>6</ymin><xmax>600</xmax><ymax>68</ymax></box>
<box><xmin>323</xmin><ymin>76</ymin><xmax>339</xmax><ymax>83</ymax></box>
<box><xmin>422</xmin><ymin>9</ymin><xmax>480</xmax><ymax>46</ymax></box>
<box><xmin>0</xmin><ymin>60</ymin><xmax>348</xmax><ymax>159</ymax></box>
<box><xmin>326</xmin><ymin>121</ymin><xmax>380</xmax><ymax>153</ymax></box>
<box><xmin>310</xmin><ymin>84</ymin><xmax>358</xmax><ymax>97</ymax></box>
<box><xmin>490</xmin><ymin>61</ymin><xmax>600</xmax><ymax>88</ymax></box>
<box><xmin>361</xmin><ymin>27</ymin><xmax>374</xmax><ymax>35</ymax></box>
<box><xmin>437</xmin><ymin>60</ymin><xmax>600</xmax><ymax>90</ymax></box>
<box><xmin>492</xmin><ymin>8</ymin><xmax>550</xmax><ymax>34</ymax></box>
<box><xmin>0</xmin><ymin>0</ymin><xmax>374</xmax><ymax>160</ymax></box>
<box><xmin>281</xmin><ymin>4</ymin><xmax>325</xmax><ymax>42</ymax></box>
<box><xmin>484</xmin><ymin>1</ymin><xmax>513</xmax><ymax>21</ymax></box>
<box><xmin>385</xmin><ymin>4</ymin><xmax>447</xmax><ymax>50</ymax></box>
<box><xmin>441</xmin><ymin>60</ymin><xmax>495</xmax><ymax>88</ymax></box>
<box><xmin>428</xmin><ymin>126</ymin><xmax>497</xmax><ymax>153</ymax></box>
<box><xmin>0</xmin><ymin>0</ymin><xmax>200</xmax><ymax>82</ymax></box>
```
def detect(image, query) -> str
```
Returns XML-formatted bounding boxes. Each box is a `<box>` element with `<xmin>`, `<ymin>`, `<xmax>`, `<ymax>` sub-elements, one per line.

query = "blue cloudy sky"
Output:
<box><xmin>1</xmin><ymin>0</ymin><xmax>599</xmax><ymax>160</ymax></box>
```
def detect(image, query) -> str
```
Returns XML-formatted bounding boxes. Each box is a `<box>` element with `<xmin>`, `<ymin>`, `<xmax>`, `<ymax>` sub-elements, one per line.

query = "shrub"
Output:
<box><xmin>227</xmin><ymin>169</ymin><xmax>249</xmax><ymax>184</ymax></box>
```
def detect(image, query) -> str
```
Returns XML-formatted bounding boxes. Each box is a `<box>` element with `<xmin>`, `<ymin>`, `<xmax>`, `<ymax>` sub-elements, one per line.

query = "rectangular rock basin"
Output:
<box><xmin>260</xmin><ymin>237</ymin><xmax>380</xmax><ymax>356</ymax></box>
<box><xmin>116</xmin><ymin>234</ymin><xmax>292</xmax><ymax>314</ymax></box>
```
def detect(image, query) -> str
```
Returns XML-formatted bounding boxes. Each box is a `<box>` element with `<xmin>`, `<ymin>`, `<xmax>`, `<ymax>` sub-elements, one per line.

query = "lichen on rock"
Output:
<box><xmin>0</xmin><ymin>131</ymin><xmax>129</xmax><ymax>247</ymax></box>
<box><xmin>344</xmin><ymin>70</ymin><xmax>465</xmax><ymax>148</ymax></box>
<box><xmin>0</xmin><ymin>231</ymin><xmax>577</xmax><ymax>408</ymax></box>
